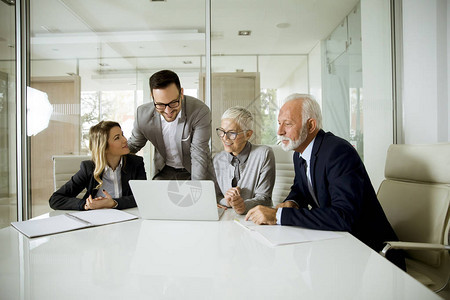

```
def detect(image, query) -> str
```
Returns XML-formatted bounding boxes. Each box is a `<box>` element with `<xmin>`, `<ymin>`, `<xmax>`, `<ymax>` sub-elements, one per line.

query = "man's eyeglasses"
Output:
<box><xmin>216</xmin><ymin>128</ymin><xmax>246</xmax><ymax>140</ymax></box>
<box><xmin>153</xmin><ymin>95</ymin><xmax>181</xmax><ymax>111</ymax></box>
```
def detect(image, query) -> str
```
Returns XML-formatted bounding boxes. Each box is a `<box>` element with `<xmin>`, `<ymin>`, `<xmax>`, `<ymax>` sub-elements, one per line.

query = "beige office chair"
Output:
<box><xmin>378</xmin><ymin>143</ymin><xmax>450</xmax><ymax>294</ymax></box>
<box><xmin>269</xmin><ymin>145</ymin><xmax>295</xmax><ymax>206</ymax></box>
<box><xmin>52</xmin><ymin>155</ymin><xmax>91</xmax><ymax>197</ymax></box>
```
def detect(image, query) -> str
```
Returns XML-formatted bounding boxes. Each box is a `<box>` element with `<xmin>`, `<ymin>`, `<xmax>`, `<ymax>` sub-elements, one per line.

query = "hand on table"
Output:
<box><xmin>84</xmin><ymin>190</ymin><xmax>117</xmax><ymax>210</ymax></box>
<box><xmin>245</xmin><ymin>205</ymin><xmax>277</xmax><ymax>225</ymax></box>
<box><xmin>225</xmin><ymin>187</ymin><xmax>246</xmax><ymax>215</ymax></box>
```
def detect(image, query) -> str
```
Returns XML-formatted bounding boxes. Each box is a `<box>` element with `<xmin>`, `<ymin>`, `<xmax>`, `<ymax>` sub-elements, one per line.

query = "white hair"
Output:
<box><xmin>221</xmin><ymin>106</ymin><xmax>254</xmax><ymax>131</ymax></box>
<box><xmin>284</xmin><ymin>93</ymin><xmax>322</xmax><ymax>129</ymax></box>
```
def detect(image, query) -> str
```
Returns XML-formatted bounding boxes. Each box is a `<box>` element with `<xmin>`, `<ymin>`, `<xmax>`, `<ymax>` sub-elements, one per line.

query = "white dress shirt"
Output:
<box><xmin>161</xmin><ymin>111</ymin><xmax>183</xmax><ymax>169</ymax></box>
<box><xmin>95</xmin><ymin>158</ymin><xmax>123</xmax><ymax>199</ymax></box>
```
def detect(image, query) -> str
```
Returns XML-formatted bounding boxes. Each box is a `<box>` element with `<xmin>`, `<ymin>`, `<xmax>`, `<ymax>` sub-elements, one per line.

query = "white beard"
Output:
<box><xmin>277</xmin><ymin>125</ymin><xmax>308</xmax><ymax>151</ymax></box>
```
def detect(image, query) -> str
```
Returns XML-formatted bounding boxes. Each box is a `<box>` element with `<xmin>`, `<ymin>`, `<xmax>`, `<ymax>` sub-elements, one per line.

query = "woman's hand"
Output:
<box><xmin>225</xmin><ymin>187</ymin><xmax>245</xmax><ymax>215</ymax></box>
<box><xmin>84</xmin><ymin>190</ymin><xmax>117</xmax><ymax>210</ymax></box>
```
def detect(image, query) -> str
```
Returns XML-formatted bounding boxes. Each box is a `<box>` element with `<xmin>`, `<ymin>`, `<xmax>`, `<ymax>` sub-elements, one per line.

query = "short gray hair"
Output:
<box><xmin>221</xmin><ymin>106</ymin><xmax>254</xmax><ymax>131</ymax></box>
<box><xmin>284</xmin><ymin>93</ymin><xmax>322</xmax><ymax>129</ymax></box>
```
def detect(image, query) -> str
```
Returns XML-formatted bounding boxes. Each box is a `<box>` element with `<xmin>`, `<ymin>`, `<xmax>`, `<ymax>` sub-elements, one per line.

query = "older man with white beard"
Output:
<box><xmin>245</xmin><ymin>93</ymin><xmax>405</xmax><ymax>270</ymax></box>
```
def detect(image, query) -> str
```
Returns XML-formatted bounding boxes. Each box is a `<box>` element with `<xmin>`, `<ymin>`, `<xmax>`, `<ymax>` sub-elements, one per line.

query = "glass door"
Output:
<box><xmin>0</xmin><ymin>0</ymin><xmax>17</xmax><ymax>228</ymax></box>
<box><xmin>30</xmin><ymin>0</ymin><xmax>206</xmax><ymax>216</ymax></box>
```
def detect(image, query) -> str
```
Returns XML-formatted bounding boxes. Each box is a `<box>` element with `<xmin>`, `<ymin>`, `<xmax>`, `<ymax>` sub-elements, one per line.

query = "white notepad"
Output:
<box><xmin>233</xmin><ymin>215</ymin><xmax>343</xmax><ymax>246</ymax></box>
<box><xmin>11</xmin><ymin>209</ymin><xmax>138</xmax><ymax>238</ymax></box>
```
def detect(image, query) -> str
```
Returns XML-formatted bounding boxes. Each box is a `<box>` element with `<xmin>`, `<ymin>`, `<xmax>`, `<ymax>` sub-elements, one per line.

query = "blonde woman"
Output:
<box><xmin>49</xmin><ymin>121</ymin><xmax>146</xmax><ymax>210</ymax></box>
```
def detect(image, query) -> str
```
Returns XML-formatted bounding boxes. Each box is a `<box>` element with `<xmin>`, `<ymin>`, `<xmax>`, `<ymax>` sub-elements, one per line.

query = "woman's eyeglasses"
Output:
<box><xmin>216</xmin><ymin>128</ymin><xmax>246</xmax><ymax>140</ymax></box>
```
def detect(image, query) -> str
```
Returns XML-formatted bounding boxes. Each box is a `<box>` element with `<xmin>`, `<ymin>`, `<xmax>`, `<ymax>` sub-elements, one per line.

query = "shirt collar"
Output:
<box><xmin>105</xmin><ymin>157</ymin><xmax>123</xmax><ymax>172</ymax></box>
<box><xmin>299</xmin><ymin>137</ymin><xmax>316</xmax><ymax>163</ymax></box>
<box><xmin>227</xmin><ymin>141</ymin><xmax>252</xmax><ymax>165</ymax></box>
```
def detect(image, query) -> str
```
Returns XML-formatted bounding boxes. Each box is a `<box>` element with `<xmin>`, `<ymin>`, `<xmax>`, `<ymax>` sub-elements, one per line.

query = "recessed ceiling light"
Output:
<box><xmin>238</xmin><ymin>30</ymin><xmax>251</xmax><ymax>36</ymax></box>
<box><xmin>276</xmin><ymin>23</ymin><xmax>290</xmax><ymax>29</ymax></box>
<box><xmin>183</xmin><ymin>61</ymin><xmax>192</xmax><ymax>64</ymax></box>
<box><xmin>99</xmin><ymin>63</ymin><xmax>109</xmax><ymax>67</ymax></box>
<box><xmin>236</xmin><ymin>69</ymin><xmax>244</xmax><ymax>72</ymax></box>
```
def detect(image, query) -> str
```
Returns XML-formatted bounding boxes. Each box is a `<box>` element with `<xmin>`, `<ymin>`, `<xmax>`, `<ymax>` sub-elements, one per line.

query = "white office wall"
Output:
<box><xmin>308</xmin><ymin>42</ymin><xmax>322</xmax><ymax>106</ymax></box>
<box><xmin>276</xmin><ymin>58</ymin><xmax>309</xmax><ymax>106</ymax></box>
<box><xmin>402</xmin><ymin>0</ymin><xmax>450</xmax><ymax>143</ymax></box>
<box><xmin>360</xmin><ymin>0</ymin><xmax>393</xmax><ymax>190</ymax></box>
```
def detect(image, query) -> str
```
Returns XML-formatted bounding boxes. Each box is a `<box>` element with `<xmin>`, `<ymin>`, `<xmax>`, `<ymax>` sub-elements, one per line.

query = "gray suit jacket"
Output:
<box><xmin>128</xmin><ymin>95</ymin><xmax>213</xmax><ymax>180</ymax></box>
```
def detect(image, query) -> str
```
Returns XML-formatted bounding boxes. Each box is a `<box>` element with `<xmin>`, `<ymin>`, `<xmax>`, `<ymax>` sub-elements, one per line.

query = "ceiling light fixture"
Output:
<box><xmin>276</xmin><ymin>23</ymin><xmax>290</xmax><ymax>29</ymax></box>
<box><xmin>183</xmin><ymin>61</ymin><xmax>192</xmax><ymax>64</ymax></box>
<box><xmin>32</xmin><ymin>30</ymin><xmax>203</xmax><ymax>45</ymax></box>
<box><xmin>238</xmin><ymin>30</ymin><xmax>251</xmax><ymax>36</ymax></box>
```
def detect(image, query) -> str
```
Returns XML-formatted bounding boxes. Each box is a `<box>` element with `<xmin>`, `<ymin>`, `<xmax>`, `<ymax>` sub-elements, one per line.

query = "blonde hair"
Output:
<box><xmin>89</xmin><ymin>121</ymin><xmax>121</xmax><ymax>189</ymax></box>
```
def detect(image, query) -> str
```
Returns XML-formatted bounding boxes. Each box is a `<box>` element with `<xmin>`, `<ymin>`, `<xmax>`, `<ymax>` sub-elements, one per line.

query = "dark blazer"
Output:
<box><xmin>49</xmin><ymin>154</ymin><xmax>147</xmax><ymax>211</ymax></box>
<box><xmin>282</xmin><ymin>130</ymin><xmax>404</xmax><ymax>269</ymax></box>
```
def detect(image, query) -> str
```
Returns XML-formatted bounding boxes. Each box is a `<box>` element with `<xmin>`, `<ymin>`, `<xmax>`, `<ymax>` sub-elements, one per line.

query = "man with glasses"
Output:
<box><xmin>213</xmin><ymin>106</ymin><xmax>275</xmax><ymax>214</ymax></box>
<box><xmin>128</xmin><ymin>70</ymin><xmax>213</xmax><ymax>180</ymax></box>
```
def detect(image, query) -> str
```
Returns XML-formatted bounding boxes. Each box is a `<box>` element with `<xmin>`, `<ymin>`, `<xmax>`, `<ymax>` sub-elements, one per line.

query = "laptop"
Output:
<box><xmin>129</xmin><ymin>180</ymin><xmax>225</xmax><ymax>221</ymax></box>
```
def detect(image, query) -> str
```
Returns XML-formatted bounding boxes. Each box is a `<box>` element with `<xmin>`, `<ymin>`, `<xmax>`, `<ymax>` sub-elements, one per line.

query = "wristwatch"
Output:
<box><xmin>112</xmin><ymin>200</ymin><xmax>118</xmax><ymax>209</ymax></box>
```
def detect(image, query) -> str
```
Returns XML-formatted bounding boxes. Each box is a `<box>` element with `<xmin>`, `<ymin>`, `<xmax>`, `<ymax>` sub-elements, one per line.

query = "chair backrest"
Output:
<box><xmin>269</xmin><ymin>145</ymin><xmax>295</xmax><ymax>206</ymax></box>
<box><xmin>377</xmin><ymin>143</ymin><xmax>450</xmax><ymax>268</ymax></box>
<box><xmin>52</xmin><ymin>155</ymin><xmax>91</xmax><ymax>191</ymax></box>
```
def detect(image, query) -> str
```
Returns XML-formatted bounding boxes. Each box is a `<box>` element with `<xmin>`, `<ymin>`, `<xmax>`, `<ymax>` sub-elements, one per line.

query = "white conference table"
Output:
<box><xmin>0</xmin><ymin>208</ymin><xmax>441</xmax><ymax>300</ymax></box>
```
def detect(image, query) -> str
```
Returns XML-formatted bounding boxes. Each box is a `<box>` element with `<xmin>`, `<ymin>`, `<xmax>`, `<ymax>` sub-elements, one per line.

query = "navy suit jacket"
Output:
<box><xmin>49</xmin><ymin>154</ymin><xmax>147</xmax><ymax>210</ymax></box>
<box><xmin>282</xmin><ymin>130</ymin><xmax>404</xmax><ymax>268</ymax></box>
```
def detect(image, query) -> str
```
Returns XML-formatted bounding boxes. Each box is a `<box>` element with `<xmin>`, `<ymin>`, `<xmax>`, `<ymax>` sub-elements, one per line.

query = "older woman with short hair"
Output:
<box><xmin>214</xmin><ymin>106</ymin><xmax>275</xmax><ymax>214</ymax></box>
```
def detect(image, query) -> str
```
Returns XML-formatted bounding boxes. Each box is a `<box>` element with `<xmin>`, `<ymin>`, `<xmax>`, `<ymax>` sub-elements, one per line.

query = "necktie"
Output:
<box><xmin>300</xmin><ymin>157</ymin><xmax>319</xmax><ymax>207</ymax></box>
<box><xmin>231</xmin><ymin>156</ymin><xmax>240</xmax><ymax>187</ymax></box>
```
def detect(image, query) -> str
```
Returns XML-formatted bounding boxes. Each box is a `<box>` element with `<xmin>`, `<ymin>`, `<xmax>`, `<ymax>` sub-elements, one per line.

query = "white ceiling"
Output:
<box><xmin>1</xmin><ymin>0</ymin><xmax>359</xmax><ymax>90</ymax></box>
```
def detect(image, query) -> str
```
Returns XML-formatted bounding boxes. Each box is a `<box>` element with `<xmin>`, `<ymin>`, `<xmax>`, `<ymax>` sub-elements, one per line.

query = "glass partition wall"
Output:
<box><xmin>0</xmin><ymin>0</ymin><xmax>17</xmax><ymax>228</ymax></box>
<box><xmin>5</xmin><ymin>0</ymin><xmax>392</xmax><ymax>221</ymax></box>
<box><xmin>29</xmin><ymin>0</ymin><xmax>207</xmax><ymax>217</ymax></box>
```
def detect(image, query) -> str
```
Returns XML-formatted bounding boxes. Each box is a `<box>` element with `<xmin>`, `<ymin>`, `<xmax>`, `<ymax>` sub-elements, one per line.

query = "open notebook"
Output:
<box><xmin>11</xmin><ymin>209</ymin><xmax>138</xmax><ymax>238</ymax></box>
